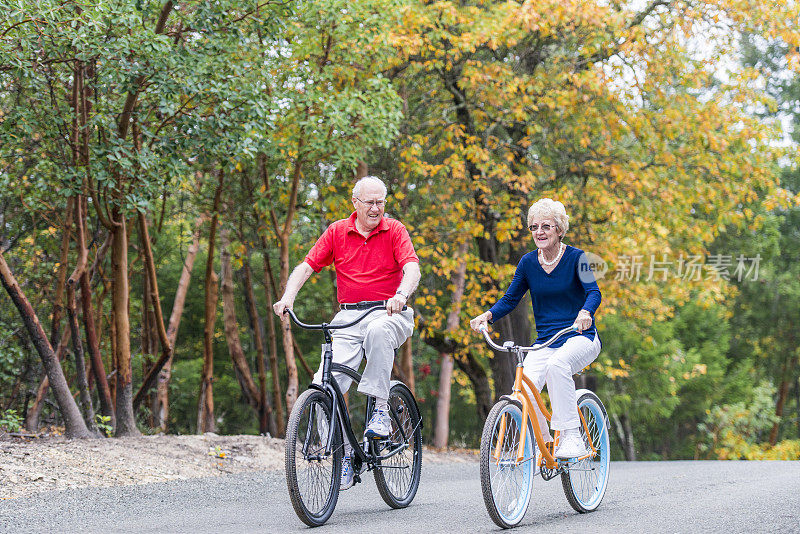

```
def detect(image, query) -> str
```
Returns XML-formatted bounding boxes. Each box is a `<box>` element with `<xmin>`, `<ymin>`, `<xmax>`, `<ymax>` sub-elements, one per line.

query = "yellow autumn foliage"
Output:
<box><xmin>382</xmin><ymin>0</ymin><xmax>799</xmax><ymax>381</ymax></box>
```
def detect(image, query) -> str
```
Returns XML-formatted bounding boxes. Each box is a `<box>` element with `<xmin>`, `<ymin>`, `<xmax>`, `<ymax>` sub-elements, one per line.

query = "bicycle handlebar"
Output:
<box><xmin>283</xmin><ymin>305</ymin><xmax>406</xmax><ymax>331</ymax></box>
<box><xmin>479</xmin><ymin>324</ymin><xmax>578</xmax><ymax>352</ymax></box>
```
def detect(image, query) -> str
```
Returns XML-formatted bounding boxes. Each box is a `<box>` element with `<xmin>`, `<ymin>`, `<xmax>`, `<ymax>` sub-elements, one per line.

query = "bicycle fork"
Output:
<box><xmin>493</xmin><ymin>356</ymin><xmax>533</xmax><ymax>464</ymax></box>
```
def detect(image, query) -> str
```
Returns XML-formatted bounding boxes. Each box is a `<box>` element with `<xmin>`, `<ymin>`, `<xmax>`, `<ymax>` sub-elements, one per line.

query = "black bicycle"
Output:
<box><xmin>282</xmin><ymin>306</ymin><xmax>423</xmax><ymax>527</ymax></box>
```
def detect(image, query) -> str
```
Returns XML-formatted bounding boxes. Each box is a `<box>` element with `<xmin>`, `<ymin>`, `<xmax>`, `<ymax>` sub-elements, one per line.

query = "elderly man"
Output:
<box><xmin>273</xmin><ymin>176</ymin><xmax>420</xmax><ymax>489</ymax></box>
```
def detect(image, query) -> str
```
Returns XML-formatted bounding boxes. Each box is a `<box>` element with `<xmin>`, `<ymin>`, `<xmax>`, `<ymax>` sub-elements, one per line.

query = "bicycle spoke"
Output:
<box><xmin>294</xmin><ymin>399</ymin><xmax>336</xmax><ymax>516</ymax></box>
<box><xmin>373</xmin><ymin>386</ymin><xmax>421</xmax><ymax>509</ymax></box>
<box><xmin>480</xmin><ymin>401</ymin><xmax>536</xmax><ymax>528</ymax></box>
<box><xmin>383</xmin><ymin>395</ymin><xmax>414</xmax><ymax>495</ymax></box>
<box><xmin>489</xmin><ymin>410</ymin><xmax>528</xmax><ymax>516</ymax></box>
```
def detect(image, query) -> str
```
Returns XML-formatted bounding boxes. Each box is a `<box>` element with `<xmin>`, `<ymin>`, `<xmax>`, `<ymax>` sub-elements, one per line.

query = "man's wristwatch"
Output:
<box><xmin>395</xmin><ymin>289</ymin><xmax>408</xmax><ymax>300</ymax></box>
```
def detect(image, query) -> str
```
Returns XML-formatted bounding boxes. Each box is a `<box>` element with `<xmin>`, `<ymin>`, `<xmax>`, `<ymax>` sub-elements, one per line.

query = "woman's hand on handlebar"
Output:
<box><xmin>571</xmin><ymin>309</ymin><xmax>592</xmax><ymax>333</ymax></box>
<box><xmin>469</xmin><ymin>311</ymin><xmax>492</xmax><ymax>332</ymax></box>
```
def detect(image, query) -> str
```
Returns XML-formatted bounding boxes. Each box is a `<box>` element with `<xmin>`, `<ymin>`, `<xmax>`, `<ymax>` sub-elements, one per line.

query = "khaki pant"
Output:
<box><xmin>312</xmin><ymin>308</ymin><xmax>414</xmax><ymax>400</ymax></box>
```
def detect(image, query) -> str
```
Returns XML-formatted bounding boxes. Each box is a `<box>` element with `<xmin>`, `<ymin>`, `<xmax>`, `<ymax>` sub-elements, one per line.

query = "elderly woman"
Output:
<box><xmin>470</xmin><ymin>198</ymin><xmax>602</xmax><ymax>459</ymax></box>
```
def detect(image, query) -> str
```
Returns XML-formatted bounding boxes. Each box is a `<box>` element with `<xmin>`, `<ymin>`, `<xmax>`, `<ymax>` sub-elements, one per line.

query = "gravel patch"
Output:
<box><xmin>0</xmin><ymin>432</ymin><xmax>475</xmax><ymax>500</ymax></box>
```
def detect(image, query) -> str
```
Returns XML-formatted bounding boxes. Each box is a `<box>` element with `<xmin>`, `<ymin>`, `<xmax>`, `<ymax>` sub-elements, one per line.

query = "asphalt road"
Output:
<box><xmin>1</xmin><ymin>460</ymin><xmax>799</xmax><ymax>533</ymax></box>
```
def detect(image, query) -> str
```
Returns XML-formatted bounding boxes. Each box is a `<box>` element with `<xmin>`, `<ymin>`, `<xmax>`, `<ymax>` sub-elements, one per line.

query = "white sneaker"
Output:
<box><xmin>365</xmin><ymin>409</ymin><xmax>391</xmax><ymax>439</ymax></box>
<box><xmin>555</xmin><ymin>432</ymin><xmax>588</xmax><ymax>459</ymax></box>
<box><xmin>340</xmin><ymin>456</ymin><xmax>354</xmax><ymax>490</ymax></box>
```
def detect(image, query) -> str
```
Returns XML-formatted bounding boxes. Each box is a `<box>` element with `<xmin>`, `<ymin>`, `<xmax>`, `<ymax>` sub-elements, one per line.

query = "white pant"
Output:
<box><xmin>523</xmin><ymin>333</ymin><xmax>602</xmax><ymax>439</ymax></box>
<box><xmin>312</xmin><ymin>308</ymin><xmax>414</xmax><ymax>400</ymax></box>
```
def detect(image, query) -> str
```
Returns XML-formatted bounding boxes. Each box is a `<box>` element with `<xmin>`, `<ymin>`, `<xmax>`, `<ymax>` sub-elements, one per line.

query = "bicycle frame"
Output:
<box><xmin>480</xmin><ymin>327</ymin><xmax>597</xmax><ymax>470</ymax></box>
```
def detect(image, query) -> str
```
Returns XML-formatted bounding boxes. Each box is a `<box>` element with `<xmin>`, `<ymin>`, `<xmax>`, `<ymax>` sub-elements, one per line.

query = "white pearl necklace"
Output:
<box><xmin>539</xmin><ymin>243</ymin><xmax>564</xmax><ymax>266</ymax></box>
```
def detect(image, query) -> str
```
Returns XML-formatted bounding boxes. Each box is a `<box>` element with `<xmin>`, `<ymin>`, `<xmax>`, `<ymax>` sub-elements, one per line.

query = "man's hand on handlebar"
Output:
<box><xmin>272</xmin><ymin>297</ymin><xmax>293</xmax><ymax>317</ymax></box>
<box><xmin>469</xmin><ymin>311</ymin><xmax>492</xmax><ymax>332</ymax></box>
<box><xmin>386</xmin><ymin>294</ymin><xmax>406</xmax><ymax>316</ymax></box>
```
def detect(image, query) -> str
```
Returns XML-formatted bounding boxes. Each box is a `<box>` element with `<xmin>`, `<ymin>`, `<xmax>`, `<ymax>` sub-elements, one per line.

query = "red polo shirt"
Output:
<box><xmin>304</xmin><ymin>212</ymin><xmax>419</xmax><ymax>303</ymax></box>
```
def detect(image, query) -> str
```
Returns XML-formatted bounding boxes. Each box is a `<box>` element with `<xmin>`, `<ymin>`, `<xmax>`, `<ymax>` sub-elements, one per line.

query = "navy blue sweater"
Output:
<box><xmin>488</xmin><ymin>245</ymin><xmax>601</xmax><ymax>348</ymax></box>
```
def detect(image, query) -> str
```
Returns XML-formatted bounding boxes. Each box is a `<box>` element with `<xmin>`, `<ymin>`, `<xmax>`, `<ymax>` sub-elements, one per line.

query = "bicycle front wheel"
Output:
<box><xmin>285</xmin><ymin>389</ymin><xmax>342</xmax><ymax>527</ymax></box>
<box><xmin>374</xmin><ymin>382</ymin><xmax>422</xmax><ymax>508</ymax></box>
<box><xmin>561</xmin><ymin>390</ymin><xmax>610</xmax><ymax>513</ymax></box>
<box><xmin>480</xmin><ymin>400</ymin><xmax>535</xmax><ymax>528</ymax></box>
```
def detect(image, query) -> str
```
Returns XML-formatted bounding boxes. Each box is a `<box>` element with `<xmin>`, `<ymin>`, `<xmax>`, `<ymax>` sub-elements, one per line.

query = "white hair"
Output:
<box><xmin>527</xmin><ymin>198</ymin><xmax>570</xmax><ymax>238</ymax></box>
<box><xmin>352</xmin><ymin>176</ymin><xmax>387</xmax><ymax>198</ymax></box>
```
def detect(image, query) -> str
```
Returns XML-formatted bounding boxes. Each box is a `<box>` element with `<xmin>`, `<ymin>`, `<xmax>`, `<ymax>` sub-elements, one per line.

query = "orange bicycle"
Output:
<box><xmin>477</xmin><ymin>325</ymin><xmax>610</xmax><ymax>528</ymax></box>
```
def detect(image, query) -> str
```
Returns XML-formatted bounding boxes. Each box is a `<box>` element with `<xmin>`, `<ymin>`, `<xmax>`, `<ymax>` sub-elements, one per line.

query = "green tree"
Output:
<box><xmin>713</xmin><ymin>34</ymin><xmax>800</xmax><ymax>449</ymax></box>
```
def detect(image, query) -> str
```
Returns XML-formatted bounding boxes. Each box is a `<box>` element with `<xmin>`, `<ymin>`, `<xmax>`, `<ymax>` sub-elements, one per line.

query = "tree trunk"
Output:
<box><xmin>292</xmin><ymin>337</ymin><xmax>315</xmax><ymax>378</ymax></box>
<box><xmin>433</xmin><ymin>353</ymin><xmax>454</xmax><ymax>448</ymax></box>
<box><xmin>141</xmin><ymin>269</ymin><xmax>157</xmax><ymax>428</ymax></box>
<box><xmin>0</xmin><ymin>251</ymin><xmax>92</xmax><ymax>439</ymax></box>
<box><xmin>27</xmin><ymin>378</ymin><xmax>49</xmax><ymax>433</ymax></box>
<box><xmin>400</xmin><ymin>338</ymin><xmax>414</xmax><ymax>395</ymax></box>
<box><xmin>80</xmin><ymin>247</ymin><xmax>115</xmax><ymax>430</ymax></box>
<box><xmin>131</xmin><ymin>212</ymin><xmax>176</xmax><ymax>410</ymax></box>
<box><xmin>574</xmin><ymin>374</ymin><xmax>597</xmax><ymax>392</ymax></box>
<box><xmin>277</xmin><ymin>236</ymin><xmax>299</xmax><ymax>417</ymax></box>
<box><xmin>391</xmin><ymin>360</ymin><xmax>409</xmax><ymax>384</ymax></box>
<box><xmin>794</xmin><ymin>375</ymin><xmax>800</xmax><ymax>438</ymax></box>
<box><xmin>454</xmin><ymin>351</ymin><xmax>492</xmax><ymax>423</ymax></box>
<box><xmin>66</xmin><ymin>285</ymin><xmax>96</xmax><ymax>431</ymax></box>
<box><xmin>241</xmin><ymin>249</ymin><xmax>276</xmax><ymax>436</ymax></box>
<box><xmin>262</xmin><ymin>149</ymin><xmax>304</xmax><ymax>417</ymax></box>
<box><xmin>25</xmin><ymin>328</ymin><xmax>71</xmax><ymax>432</ymax></box>
<box><xmin>109</xmin><ymin>294</ymin><xmax>118</xmax><ymax>404</ymax></box>
<box><xmin>261</xmin><ymin>244</ymin><xmax>285</xmax><ymax>437</ymax></box>
<box><xmin>433</xmin><ymin>240</ymin><xmax>469</xmax><ymax>449</ymax></box>
<box><xmin>155</xmin><ymin>216</ymin><xmax>203</xmax><ymax>431</ymax></box>
<box><xmin>769</xmin><ymin>356</ymin><xmax>796</xmax><ymax>445</ymax></box>
<box><xmin>74</xmin><ymin>195</ymin><xmax>111</xmax><ymax>428</ymax></box>
<box><xmin>198</xmin><ymin>275</ymin><xmax>218</xmax><ymax>433</ymax></box>
<box><xmin>198</xmin><ymin>172</ymin><xmax>223</xmax><ymax>433</ymax></box>
<box><xmin>64</xmin><ymin>197</ymin><xmax>96</xmax><ymax>430</ymax></box>
<box><xmin>111</xmin><ymin>211</ymin><xmax>139</xmax><ymax>436</ymax></box>
<box><xmin>611</xmin><ymin>412</ymin><xmax>636</xmax><ymax>461</ymax></box>
<box><xmin>50</xmin><ymin>197</ymin><xmax>75</xmax><ymax>354</ymax></box>
<box><xmin>109</xmin><ymin>299</ymin><xmax>118</xmax><ymax>405</ymax></box>
<box><xmin>623</xmin><ymin>414</ymin><xmax>636</xmax><ymax>460</ymax></box>
<box><xmin>220</xmin><ymin>229</ymin><xmax>261</xmax><ymax>411</ymax></box>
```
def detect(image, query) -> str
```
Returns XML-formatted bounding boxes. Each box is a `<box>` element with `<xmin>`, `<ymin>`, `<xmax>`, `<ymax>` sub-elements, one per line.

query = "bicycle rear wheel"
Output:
<box><xmin>374</xmin><ymin>382</ymin><xmax>422</xmax><ymax>508</ymax></box>
<box><xmin>480</xmin><ymin>400</ymin><xmax>535</xmax><ymax>528</ymax></box>
<box><xmin>285</xmin><ymin>389</ymin><xmax>342</xmax><ymax>526</ymax></box>
<box><xmin>561</xmin><ymin>390</ymin><xmax>610</xmax><ymax>513</ymax></box>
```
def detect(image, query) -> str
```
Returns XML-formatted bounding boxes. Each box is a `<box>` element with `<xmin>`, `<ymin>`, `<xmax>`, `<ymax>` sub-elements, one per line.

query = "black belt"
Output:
<box><xmin>339</xmin><ymin>300</ymin><xmax>387</xmax><ymax>311</ymax></box>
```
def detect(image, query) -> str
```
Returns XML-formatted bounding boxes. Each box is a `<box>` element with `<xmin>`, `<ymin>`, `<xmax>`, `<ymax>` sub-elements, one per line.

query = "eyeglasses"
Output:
<box><xmin>528</xmin><ymin>223</ymin><xmax>555</xmax><ymax>232</ymax></box>
<box><xmin>355</xmin><ymin>197</ymin><xmax>386</xmax><ymax>208</ymax></box>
